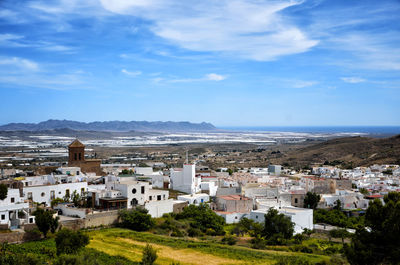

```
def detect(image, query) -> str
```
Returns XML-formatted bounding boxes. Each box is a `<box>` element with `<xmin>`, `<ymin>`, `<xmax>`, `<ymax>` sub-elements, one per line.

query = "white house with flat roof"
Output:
<box><xmin>250</xmin><ymin>206</ymin><xmax>313</xmax><ymax>234</ymax></box>
<box><xmin>177</xmin><ymin>193</ymin><xmax>210</xmax><ymax>205</ymax></box>
<box><xmin>0</xmin><ymin>188</ymin><xmax>35</xmax><ymax>229</ymax></box>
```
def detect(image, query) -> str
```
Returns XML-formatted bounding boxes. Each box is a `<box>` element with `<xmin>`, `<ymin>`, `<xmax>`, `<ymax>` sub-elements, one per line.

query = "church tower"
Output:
<box><xmin>68</xmin><ymin>139</ymin><xmax>85</xmax><ymax>166</ymax></box>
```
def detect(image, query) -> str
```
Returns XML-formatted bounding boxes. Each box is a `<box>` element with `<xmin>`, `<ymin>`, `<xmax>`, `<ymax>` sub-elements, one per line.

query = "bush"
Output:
<box><xmin>221</xmin><ymin>235</ymin><xmax>237</xmax><ymax>245</ymax></box>
<box><xmin>188</xmin><ymin>227</ymin><xmax>203</xmax><ymax>237</ymax></box>
<box><xmin>119</xmin><ymin>208</ymin><xmax>155</xmax><ymax>232</ymax></box>
<box><xmin>176</xmin><ymin>204</ymin><xmax>225</xmax><ymax>235</ymax></box>
<box><xmin>0</xmin><ymin>184</ymin><xmax>7</xmax><ymax>201</ymax></box>
<box><xmin>141</xmin><ymin>244</ymin><xmax>157</xmax><ymax>265</ymax></box>
<box><xmin>33</xmin><ymin>208</ymin><xmax>59</xmax><ymax>238</ymax></box>
<box><xmin>55</xmin><ymin>229</ymin><xmax>89</xmax><ymax>255</ymax></box>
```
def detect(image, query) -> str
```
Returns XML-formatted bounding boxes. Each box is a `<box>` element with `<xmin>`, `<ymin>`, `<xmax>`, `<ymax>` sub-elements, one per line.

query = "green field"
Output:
<box><xmin>3</xmin><ymin>228</ymin><xmax>344</xmax><ymax>264</ymax></box>
<box><xmin>86</xmin><ymin>228</ymin><xmax>331</xmax><ymax>265</ymax></box>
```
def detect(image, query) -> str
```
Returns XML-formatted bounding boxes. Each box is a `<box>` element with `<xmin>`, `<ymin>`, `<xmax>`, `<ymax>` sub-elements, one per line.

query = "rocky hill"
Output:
<box><xmin>0</xmin><ymin>119</ymin><xmax>217</xmax><ymax>132</ymax></box>
<box><xmin>275</xmin><ymin>134</ymin><xmax>400</xmax><ymax>167</ymax></box>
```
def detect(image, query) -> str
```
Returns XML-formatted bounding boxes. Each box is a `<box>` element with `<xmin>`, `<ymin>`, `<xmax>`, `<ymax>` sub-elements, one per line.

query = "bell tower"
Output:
<box><xmin>68</xmin><ymin>139</ymin><xmax>85</xmax><ymax>166</ymax></box>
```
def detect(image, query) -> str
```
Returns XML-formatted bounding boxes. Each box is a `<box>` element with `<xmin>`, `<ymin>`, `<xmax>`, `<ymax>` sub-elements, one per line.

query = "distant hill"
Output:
<box><xmin>0</xmin><ymin>119</ymin><xmax>217</xmax><ymax>132</ymax></box>
<box><xmin>276</xmin><ymin>134</ymin><xmax>400</xmax><ymax>167</ymax></box>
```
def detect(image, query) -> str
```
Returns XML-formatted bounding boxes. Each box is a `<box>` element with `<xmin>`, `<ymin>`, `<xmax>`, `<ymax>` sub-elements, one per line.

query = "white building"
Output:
<box><xmin>177</xmin><ymin>193</ymin><xmax>210</xmax><ymax>205</ymax></box>
<box><xmin>170</xmin><ymin>164</ymin><xmax>201</xmax><ymax>194</ymax></box>
<box><xmin>0</xmin><ymin>188</ymin><xmax>35</xmax><ymax>229</ymax></box>
<box><xmin>250</xmin><ymin>206</ymin><xmax>313</xmax><ymax>234</ymax></box>
<box><xmin>20</xmin><ymin>174</ymin><xmax>88</xmax><ymax>206</ymax></box>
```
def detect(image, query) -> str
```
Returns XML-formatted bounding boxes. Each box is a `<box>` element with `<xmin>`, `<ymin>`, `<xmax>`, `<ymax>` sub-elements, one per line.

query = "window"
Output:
<box><xmin>149</xmin><ymin>196</ymin><xmax>152</xmax><ymax>201</ymax></box>
<box><xmin>27</xmin><ymin>192</ymin><xmax>33</xmax><ymax>200</ymax></box>
<box><xmin>163</xmin><ymin>195</ymin><xmax>166</xmax><ymax>200</ymax></box>
<box><xmin>132</xmin><ymin>188</ymin><xmax>137</xmax><ymax>194</ymax></box>
<box><xmin>76</xmin><ymin>171</ymin><xmax>80</xmax><ymax>175</ymax></box>
<box><xmin>141</xmin><ymin>186</ymin><xmax>145</xmax><ymax>194</ymax></box>
<box><xmin>74</xmin><ymin>153</ymin><xmax>77</xmax><ymax>160</ymax></box>
<box><xmin>235</xmin><ymin>216</ymin><xmax>238</xmax><ymax>219</ymax></box>
<box><xmin>29</xmin><ymin>217</ymin><xmax>34</xmax><ymax>223</ymax></box>
<box><xmin>81</xmin><ymin>188</ymin><xmax>85</xmax><ymax>196</ymax></box>
<box><xmin>256</xmin><ymin>215</ymin><xmax>258</xmax><ymax>219</ymax></box>
<box><xmin>157</xmin><ymin>195</ymin><xmax>161</xmax><ymax>201</ymax></box>
<box><xmin>1</xmin><ymin>214</ymin><xmax>5</xmax><ymax>220</ymax></box>
<box><xmin>79</xmin><ymin>153</ymin><xmax>82</xmax><ymax>160</ymax></box>
<box><xmin>11</xmin><ymin>197</ymin><xmax>15</xmax><ymax>203</ymax></box>
<box><xmin>65</xmin><ymin>189</ymin><xmax>70</xmax><ymax>198</ymax></box>
<box><xmin>41</xmin><ymin>192</ymin><xmax>45</xmax><ymax>197</ymax></box>
<box><xmin>50</xmin><ymin>191</ymin><xmax>55</xmax><ymax>200</ymax></box>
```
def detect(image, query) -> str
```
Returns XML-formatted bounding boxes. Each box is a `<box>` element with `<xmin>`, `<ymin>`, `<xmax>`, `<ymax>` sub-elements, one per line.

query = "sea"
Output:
<box><xmin>220</xmin><ymin>126</ymin><xmax>400</xmax><ymax>135</ymax></box>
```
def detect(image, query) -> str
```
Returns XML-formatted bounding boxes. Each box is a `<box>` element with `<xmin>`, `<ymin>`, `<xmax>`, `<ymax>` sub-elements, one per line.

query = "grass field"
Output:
<box><xmin>87</xmin><ymin>228</ymin><xmax>331</xmax><ymax>265</ymax></box>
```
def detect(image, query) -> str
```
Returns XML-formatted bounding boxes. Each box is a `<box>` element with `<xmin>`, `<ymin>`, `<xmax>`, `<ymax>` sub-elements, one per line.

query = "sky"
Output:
<box><xmin>0</xmin><ymin>0</ymin><xmax>399</xmax><ymax>127</ymax></box>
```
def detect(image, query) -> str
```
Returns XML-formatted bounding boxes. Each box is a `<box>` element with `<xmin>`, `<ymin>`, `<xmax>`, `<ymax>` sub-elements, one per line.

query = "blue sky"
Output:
<box><xmin>0</xmin><ymin>0</ymin><xmax>399</xmax><ymax>126</ymax></box>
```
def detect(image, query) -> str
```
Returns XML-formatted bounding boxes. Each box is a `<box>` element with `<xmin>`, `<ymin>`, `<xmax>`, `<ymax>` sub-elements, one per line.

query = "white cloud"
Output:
<box><xmin>205</xmin><ymin>73</ymin><xmax>226</xmax><ymax>81</ymax></box>
<box><xmin>169</xmin><ymin>73</ymin><xmax>227</xmax><ymax>83</ymax></box>
<box><xmin>121</xmin><ymin>69</ymin><xmax>142</xmax><ymax>77</ymax></box>
<box><xmin>341</xmin><ymin>77</ymin><xmax>366</xmax><ymax>84</ymax></box>
<box><xmin>291</xmin><ymin>80</ymin><xmax>318</xmax><ymax>88</ymax></box>
<box><xmin>99</xmin><ymin>0</ymin><xmax>318</xmax><ymax>61</ymax></box>
<box><xmin>0</xmin><ymin>57</ymin><xmax>39</xmax><ymax>71</ymax></box>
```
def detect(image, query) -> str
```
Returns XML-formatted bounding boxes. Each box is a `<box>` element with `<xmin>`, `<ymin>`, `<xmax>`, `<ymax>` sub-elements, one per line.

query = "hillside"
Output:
<box><xmin>275</xmin><ymin>134</ymin><xmax>400</xmax><ymax>167</ymax></box>
<box><xmin>0</xmin><ymin>119</ymin><xmax>217</xmax><ymax>132</ymax></box>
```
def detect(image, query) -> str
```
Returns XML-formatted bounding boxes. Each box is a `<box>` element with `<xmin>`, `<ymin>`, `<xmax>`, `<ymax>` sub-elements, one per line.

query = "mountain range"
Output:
<box><xmin>0</xmin><ymin>119</ymin><xmax>217</xmax><ymax>132</ymax></box>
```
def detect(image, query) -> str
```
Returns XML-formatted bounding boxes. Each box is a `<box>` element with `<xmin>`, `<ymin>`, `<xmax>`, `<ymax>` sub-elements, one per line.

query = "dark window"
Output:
<box><xmin>65</xmin><ymin>189</ymin><xmax>70</xmax><ymax>197</ymax></box>
<box><xmin>157</xmin><ymin>195</ymin><xmax>161</xmax><ymax>201</ymax></box>
<box><xmin>149</xmin><ymin>196</ymin><xmax>152</xmax><ymax>200</ymax></box>
<box><xmin>76</xmin><ymin>171</ymin><xmax>80</xmax><ymax>175</ymax></box>
<box><xmin>29</xmin><ymin>217</ymin><xmax>34</xmax><ymax>223</ymax></box>
<box><xmin>131</xmin><ymin>198</ymin><xmax>138</xmax><ymax>206</ymax></box>
<box><xmin>295</xmin><ymin>198</ymin><xmax>298</xmax><ymax>204</ymax></box>
<box><xmin>41</xmin><ymin>192</ymin><xmax>45</xmax><ymax>197</ymax></box>
<box><xmin>81</xmin><ymin>188</ymin><xmax>85</xmax><ymax>195</ymax></box>
<box><xmin>1</xmin><ymin>214</ymin><xmax>5</xmax><ymax>220</ymax></box>
<box><xmin>132</xmin><ymin>188</ymin><xmax>136</xmax><ymax>194</ymax></box>
<box><xmin>141</xmin><ymin>186</ymin><xmax>145</xmax><ymax>194</ymax></box>
<box><xmin>256</xmin><ymin>215</ymin><xmax>258</xmax><ymax>219</ymax></box>
<box><xmin>11</xmin><ymin>197</ymin><xmax>15</xmax><ymax>203</ymax></box>
<box><xmin>79</xmin><ymin>153</ymin><xmax>81</xmax><ymax>160</ymax></box>
<box><xmin>74</xmin><ymin>153</ymin><xmax>77</xmax><ymax>160</ymax></box>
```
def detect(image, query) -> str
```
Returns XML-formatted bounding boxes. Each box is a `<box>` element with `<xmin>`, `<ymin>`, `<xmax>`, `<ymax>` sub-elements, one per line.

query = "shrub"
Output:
<box><xmin>188</xmin><ymin>227</ymin><xmax>202</xmax><ymax>237</ymax></box>
<box><xmin>141</xmin><ymin>244</ymin><xmax>157</xmax><ymax>265</ymax></box>
<box><xmin>55</xmin><ymin>229</ymin><xmax>89</xmax><ymax>255</ymax></box>
<box><xmin>33</xmin><ymin>208</ymin><xmax>59</xmax><ymax>238</ymax></box>
<box><xmin>221</xmin><ymin>235</ymin><xmax>237</xmax><ymax>245</ymax></box>
<box><xmin>0</xmin><ymin>184</ymin><xmax>7</xmax><ymax>201</ymax></box>
<box><xmin>119</xmin><ymin>208</ymin><xmax>155</xmax><ymax>232</ymax></box>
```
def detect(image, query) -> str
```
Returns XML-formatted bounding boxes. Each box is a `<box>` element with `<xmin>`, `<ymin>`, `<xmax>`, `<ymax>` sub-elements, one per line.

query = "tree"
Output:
<box><xmin>329</xmin><ymin>229</ymin><xmax>350</xmax><ymax>244</ymax></box>
<box><xmin>55</xmin><ymin>228</ymin><xmax>89</xmax><ymax>255</ymax></box>
<box><xmin>71</xmin><ymin>190</ymin><xmax>81</xmax><ymax>207</ymax></box>
<box><xmin>333</xmin><ymin>199</ymin><xmax>342</xmax><ymax>210</ymax></box>
<box><xmin>0</xmin><ymin>184</ymin><xmax>7</xmax><ymax>201</ymax></box>
<box><xmin>227</xmin><ymin>168</ymin><xmax>233</xmax><ymax>175</ymax></box>
<box><xmin>345</xmin><ymin>192</ymin><xmax>400</xmax><ymax>265</ymax></box>
<box><xmin>262</xmin><ymin>208</ymin><xmax>294</xmax><ymax>244</ymax></box>
<box><xmin>33</xmin><ymin>208</ymin><xmax>59</xmax><ymax>238</ymax></box>
<box><xmin>141</xmin><ymin>244</ymin><xmax>157</xmax><ymax>265</ymax></box>
<box><xmin>119</xmin><ymin>207</ymin><xmax>155</xmax><ymax>231</ymax></box>
<box><xmin>176</xmin><ymin>203</ymin><xmax>225</xmax><ymax>235</ymax></box>
<box><xmin>304</xmin><ymin>192</ymin><xmax>321</xmax><ymax>209</ymax></box>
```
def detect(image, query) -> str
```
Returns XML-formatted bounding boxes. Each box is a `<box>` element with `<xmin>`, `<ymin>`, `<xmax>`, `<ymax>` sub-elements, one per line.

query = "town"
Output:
<box><xmin>1</xmin><ymin>139</ymin><xmax>398</xmax><ymax>253</ymax></box>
